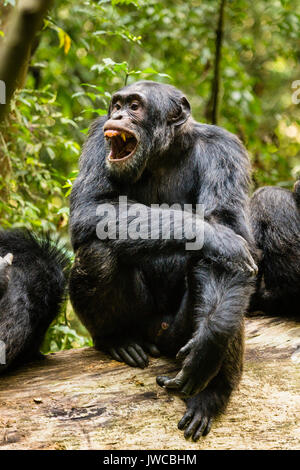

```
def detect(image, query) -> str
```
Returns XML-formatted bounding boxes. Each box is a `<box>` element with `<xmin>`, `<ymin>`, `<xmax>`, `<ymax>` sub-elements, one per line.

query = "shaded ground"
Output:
<box><xmin>0</xmin><ymin>315</ymin><xmax>299</xmax><ymax>450</ymax></box>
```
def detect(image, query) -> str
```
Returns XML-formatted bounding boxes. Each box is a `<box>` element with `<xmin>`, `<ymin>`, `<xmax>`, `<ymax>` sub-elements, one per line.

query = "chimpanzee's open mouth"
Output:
<box><xmin>104</xmin><ymin>129</ymin><xmax>138</xmax><ymax>162</ymax></box>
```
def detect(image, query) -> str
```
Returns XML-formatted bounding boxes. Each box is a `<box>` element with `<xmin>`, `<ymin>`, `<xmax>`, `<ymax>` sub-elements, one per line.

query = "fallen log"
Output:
<box><xmin>0</xmin><ymin>315</ymin><xmax>299</xmax><ymax>450</ymax></box>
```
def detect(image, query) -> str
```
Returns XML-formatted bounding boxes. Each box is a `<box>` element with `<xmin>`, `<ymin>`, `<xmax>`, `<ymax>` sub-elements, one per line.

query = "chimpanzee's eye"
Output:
<box><xmin>130</xmin><ymin>101</ymin><xmax>139</xmax><ymax>111</ymax></box>
<box><xmin>113</xmin><ymin>102</ymin><xmax>122</xmax><ymax>111</ymax></box>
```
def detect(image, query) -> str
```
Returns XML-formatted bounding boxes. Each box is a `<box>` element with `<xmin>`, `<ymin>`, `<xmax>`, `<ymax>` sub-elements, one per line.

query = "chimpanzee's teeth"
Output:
<box><xmin>107</xmin><ymin>133</ymin><xmax>137</xmax><ymax>161</ymax></box>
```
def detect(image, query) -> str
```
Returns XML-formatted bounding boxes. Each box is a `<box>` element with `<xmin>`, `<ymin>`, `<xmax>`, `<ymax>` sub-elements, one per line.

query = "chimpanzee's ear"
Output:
<box><xmin>168</xmin><ymin>96</ymin><xmax>191</xmax><ymax>127</ymax></box>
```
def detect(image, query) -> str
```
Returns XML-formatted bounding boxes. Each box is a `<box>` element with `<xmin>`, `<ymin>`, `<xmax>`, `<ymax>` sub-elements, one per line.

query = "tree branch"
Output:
<box><xmin>0</xmin><ymin>0</ymin><xmax>53</xmax><ymax>123</ymax></box>
<box><xmin>207</xmin><ymin>0</ymin><xmax>226</xmax><ymax>125</ymax></box>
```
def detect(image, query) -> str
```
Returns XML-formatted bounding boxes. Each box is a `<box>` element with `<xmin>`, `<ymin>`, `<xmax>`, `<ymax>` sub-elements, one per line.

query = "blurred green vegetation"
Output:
<box><xmin>0</xmin><ymin>0</ymin><xmax>299</xmax><ymax>351</ymax></box>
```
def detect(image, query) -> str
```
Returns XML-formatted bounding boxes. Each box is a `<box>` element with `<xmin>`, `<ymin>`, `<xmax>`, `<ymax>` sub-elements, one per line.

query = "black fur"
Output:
<box><xmin>69</xmin><ymin>81</ymin><xmax>258</xmax><ymax>440</ymax></box>
<box><xmin>249</xmin><ymin>181</ymin><xmax>300</xmax><ymax>316</ymax></box>
<box><xmin>0</xmin><ymin>229</ymin><xmax>69</xmax><ymax>373</ymax></box>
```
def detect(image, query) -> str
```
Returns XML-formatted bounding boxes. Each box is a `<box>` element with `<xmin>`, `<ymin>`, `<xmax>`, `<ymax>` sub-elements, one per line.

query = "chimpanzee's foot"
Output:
<box><xmin>178</xmin><ymin>393</ymin><xmax>215</xmax><ymax>441</ymax></box>
<box><xmin>108</xmin><ymin>342</ymin><xmax>149</xmax><ymax>368</ymax></box>
<box><xmin>107</xmin><ymin>341</ymin><xmax>160</xmax><ymax>369</ymax></box>
<box><xmin>95</xmin><ymin>335</ymin><xmax>161</xmax><ymax>368</ymax></box>
<box><xmin>177</xmin><ymin>374</ymin><xmax>233</xmax><ymax>442</ymax></box>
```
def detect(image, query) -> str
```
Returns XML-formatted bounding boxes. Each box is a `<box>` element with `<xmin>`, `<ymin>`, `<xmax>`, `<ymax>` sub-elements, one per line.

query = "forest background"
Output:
<box><xmin>0</xmin><ymin>0</ymin><xmax>299</xmax><ymax>352</ymax></box>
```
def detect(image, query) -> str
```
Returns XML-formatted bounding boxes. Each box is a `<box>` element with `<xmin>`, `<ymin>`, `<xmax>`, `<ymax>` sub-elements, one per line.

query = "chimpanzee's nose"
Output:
<box><xmin>111</xmin><ymin>112</ymin><xmax>123</xmax><ymax>120</ymax></box>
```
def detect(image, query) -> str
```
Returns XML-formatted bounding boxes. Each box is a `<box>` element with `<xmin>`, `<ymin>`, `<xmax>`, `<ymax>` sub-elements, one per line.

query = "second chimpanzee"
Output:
<box><xmin>0</xmin><ymin>229</ymin><xmax>69</xmax><ymax>373</ymax></box>
<box><xmin>69</xmin><ymin>81</ymin><xmax>258</xmax><ymax>440</ymax></box>
<box><xmin>249</xmin><ymin>180</ymin><xmax>300</xmax><ymax>316</ymax></box>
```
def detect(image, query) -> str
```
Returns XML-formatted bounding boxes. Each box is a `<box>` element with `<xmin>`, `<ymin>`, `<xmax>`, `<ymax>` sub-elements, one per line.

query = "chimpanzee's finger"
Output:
<box><xmin>144</xmin><ymin>342</ymin><xmax>161</xmax><ymax>357</ymax></box>
<box><xmin>191</xmin><ymin>416</ymin><xmax>209</xmax><ymax>441</ymax></box>
<box><xmin>245</xmin><ymin>262</ymin><xmax>258</xmax><ymax>276</ymax></box>
<box><xmin>132</xmin><ymin>343</ymin><xmax>149</xmax><ymax>364</ymax></box>
<box><xmin>156</xmin><ymin>375</ymin><xmax>170</xmax><ymax>387</ymax></box>
<box><xmin>118</xmin><ymin>347</ymin><xmax>139</xmax><ymax>367</ymax></box>
<box><xmin>127</xmin><ymin>345</ymin><xmax>148</xmax><ymax>368</ymax></box>
<box><xmin>109</xmin><ymin>348</ymin><xmax>123</xmax><ymax>363</ymax></box>
<box><xmin>202</xmin><ymin>417</ymin><xmax>213</xmax><ymax>436</ymax></box>
<box><xmin>241</xmin><ymin>243</ymin><xmax>258</xmax><ymax>275</ymax></box>
<box><xmin>184</xmin><ymin>414</ymin><xmax>204</xmax><ymax>439</ymax></box>
<box><xmin>156</xmin><ymin>370</ymin><xmax>187</xmax><ymax>390</ymax></box>
<box><xmin>176</xmin><ymin>341</ymin><xmax>192</xmax><ymax>361</ymax></box>
<box><xmin>178</xmin><ymin>410</ymin><xmax>194</xmax><ymax>430</ymax></box>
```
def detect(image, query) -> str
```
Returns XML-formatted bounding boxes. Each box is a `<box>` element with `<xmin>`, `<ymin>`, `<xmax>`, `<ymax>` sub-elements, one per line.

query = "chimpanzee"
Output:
<box><xmin>0</xmin><ymin>229</ymin><xmax>69</xmax><ymax>373</ymax></box>
<box><xmin>249</xmin><ymin>180</ymin><xmax>300</xmax><ymax>317</ymax></box>
<box><xmin>69</xmin><ymin>80</ymin><xmax>259</xmax><ymax>440</ymax></box>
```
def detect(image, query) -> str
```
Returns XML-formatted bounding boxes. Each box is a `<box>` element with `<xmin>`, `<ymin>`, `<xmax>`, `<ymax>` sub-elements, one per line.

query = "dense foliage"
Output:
<box><xmin>0</xmin><ymin>0</ymin><xmax>299</xmax><ymax>351</ymax></box>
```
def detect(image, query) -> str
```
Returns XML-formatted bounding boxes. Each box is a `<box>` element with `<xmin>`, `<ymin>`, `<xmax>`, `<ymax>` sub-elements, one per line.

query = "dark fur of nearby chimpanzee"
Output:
<box><xmin>0</xmin><ymin>229</ymin><xmax>69</xmax><ymax>374</ymax></box>
<box><xmin>69</xmin><ymin>80</ymin><xmax>258</xmax><ymax>441</ymax></box>
<box><xmin>249</xmin><ymin>180</ymin><xmax>300</xmax><ymax>317</ymax></box>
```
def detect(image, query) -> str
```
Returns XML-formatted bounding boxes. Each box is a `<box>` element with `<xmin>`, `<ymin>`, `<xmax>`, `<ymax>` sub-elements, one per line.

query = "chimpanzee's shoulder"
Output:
<box><xmin>252</xmin><ymin>185</ymin><xmax>297</xmax><ymax>207</ymax></box>
<box><xmin>193</xmin><ymin>122</ymin><xmax>243</xmax><ymax>147</ymax></box>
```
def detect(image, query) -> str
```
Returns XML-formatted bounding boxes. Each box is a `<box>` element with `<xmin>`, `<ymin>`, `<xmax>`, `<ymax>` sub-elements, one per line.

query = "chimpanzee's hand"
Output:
<box><xmin>156</xmin><ymin>337</ymin><xmax>222</xmax><ymax>397</ymax></box>
<box><xmin>108</xmin><ymin>341</ymin><xmax>160</xmax><ymax>369</ymax></box>
<box><xmin>203</xmin><ymin>224</ymin><xmax>258</xmax><ymax>276</ymax></box>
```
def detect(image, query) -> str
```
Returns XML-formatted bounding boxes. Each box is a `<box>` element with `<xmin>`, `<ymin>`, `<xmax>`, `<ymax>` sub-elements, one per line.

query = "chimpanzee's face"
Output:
<box><xmin>103</xmin><ymin>81</ymin><xmax>191</xmax><ymax>182</ymax></box>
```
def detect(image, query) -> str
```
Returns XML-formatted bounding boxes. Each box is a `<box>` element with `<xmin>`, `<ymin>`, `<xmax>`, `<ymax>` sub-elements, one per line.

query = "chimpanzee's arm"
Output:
<box><xmin>196</xmin><ymin>124</ymin><xmax>256</xmax><ymax>249</ymax></box>
<box><xmin>70</xmin><ymin>121</ymin><xmax>256</xmax><ymax>273</ymax></box>
<box><xmin>157</xmin><ymin>125</ymin><xmax>256</xmax><ymax>397</ymax></box>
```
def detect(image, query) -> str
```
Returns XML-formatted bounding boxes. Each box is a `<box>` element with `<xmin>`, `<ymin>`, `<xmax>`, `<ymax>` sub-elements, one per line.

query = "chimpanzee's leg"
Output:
<box><xmin>177</xmin><ymin>325</ymin><xmax>244</xmax><ymax>440</ymax></box>
<box><xmin>157</xmin><ymin>261</ymin><xmax>253</xmax><ymax>405</ymax></box>
<box><xmin>69</xmin><ymin>241</ymin><xmax>164</xmax><ymax>368</ymax></box>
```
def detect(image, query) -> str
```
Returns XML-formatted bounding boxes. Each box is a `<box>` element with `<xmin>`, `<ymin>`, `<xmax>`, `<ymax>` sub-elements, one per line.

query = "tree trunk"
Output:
<box><xmin>0</xmin><ymin>0</ymin><xmax>53</xmax><ymax>123</ymax></box>
<box><xmin>0</xmin><ymin>315</ymin><xmax>299</xmax><ymax>450</ymax></box>
<box><xmin>206</xmin><ymin>0</ymin><xmax>226</xmax><ymax>125</ymax></box>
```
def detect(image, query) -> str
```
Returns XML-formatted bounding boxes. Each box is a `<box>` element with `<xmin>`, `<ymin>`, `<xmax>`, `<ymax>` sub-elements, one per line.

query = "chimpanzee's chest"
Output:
<box><xmin>126</xmin><ymin>166</ymin><xmax>197</xmax><ymax>207</ymax></box>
